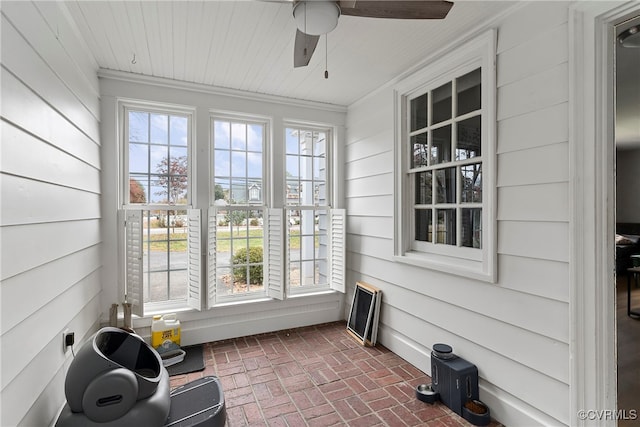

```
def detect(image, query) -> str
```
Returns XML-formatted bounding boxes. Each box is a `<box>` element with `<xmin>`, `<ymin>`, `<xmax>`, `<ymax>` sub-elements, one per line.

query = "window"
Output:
<box><xmin>120</xmin><ymin>104</ymin><xmax>345</xmax><ymax>315</ymax></box>
<box><xmin>209</xmin><ymin>116</ymin><xmax>271</xmax><ymax>304</ymax></box>
<box><xmin>285</xmin><ymin>126</ymin><xmax>344</xmax><ymax>294</ymax></box>
<box><xmin>121</xmin><ymin>105</ymin><xmax>200</xmax><ymax>315</ymax></box>
<box><xmin>411</xmin><ymin>69</ymin><xmax>482</xmax><ymax>249</ymax></box>
<box><xmin>394</xmin><ymin>30</ymin><xmax>496</xmax><ymax>282</ymax></box>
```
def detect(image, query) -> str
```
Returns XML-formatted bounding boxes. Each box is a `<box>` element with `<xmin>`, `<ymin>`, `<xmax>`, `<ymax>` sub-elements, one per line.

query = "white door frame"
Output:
<box><xmin>570</xmin><ymin>2</ymin><xmax>640</xmax><ymax>425</ymax></box>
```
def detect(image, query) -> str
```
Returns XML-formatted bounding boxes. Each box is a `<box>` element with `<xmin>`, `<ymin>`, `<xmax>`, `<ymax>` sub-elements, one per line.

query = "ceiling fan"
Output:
<box><xmin>289</xmin><ymin>0</ymin><xmax>454</xmax><ymax>68</ymax></box>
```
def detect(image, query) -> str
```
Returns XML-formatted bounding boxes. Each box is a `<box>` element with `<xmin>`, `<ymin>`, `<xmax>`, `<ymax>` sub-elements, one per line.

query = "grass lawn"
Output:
<box><xmin>147</xmin><ymin>229</ymin><xmax>313</xmax><ymax>252</ymax></box>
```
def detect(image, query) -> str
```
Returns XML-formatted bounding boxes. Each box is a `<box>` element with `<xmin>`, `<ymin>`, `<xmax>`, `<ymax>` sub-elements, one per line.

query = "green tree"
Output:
<box><xmin>226</xmin><ymin>210</ymin><xmax>247</xmax><ymax>234</ymax></box>
<box><xmin>214</xmin><ymin>184</ymin><xmax>225</xmax><ymax>201</ymax></box>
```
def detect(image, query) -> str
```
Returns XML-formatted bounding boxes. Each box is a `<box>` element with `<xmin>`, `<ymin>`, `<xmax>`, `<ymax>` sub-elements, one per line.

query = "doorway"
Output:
<box><xmin>615</xmin><ymin>14</ymin><xmax>640</xmax><ymax>426</ymax></box>
<box><xmin>570</xmin><ymin>2</ymin><xmax>640</xmax><ymax>424</ymax></box>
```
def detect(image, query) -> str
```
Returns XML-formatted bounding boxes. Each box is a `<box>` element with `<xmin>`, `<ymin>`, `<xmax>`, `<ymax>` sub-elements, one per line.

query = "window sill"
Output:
<box><xmin>129</xmin><ymin>305</ymin><xmax>194</xmax><ymax>328</ymax></box>
<box><xmin>211</xmin><ymin>296</ymin><xmax>273</xmax><ymax>308</ymax></box>
<box><xmin>287</xmin><ymin>289</ymin><xmax>337</xmax><ymax>299</ymax></box>
<box><xmin>143</xmin><ymin>300</ymin><xmax>193</xmax><ymax>317</ymax></box>
<box><xmin>128</xmin><ymin>291</ymin><xmax>342</xmax><ymax>329</ymax></box>
<box><xmin>394</xmin><ymin>251</ymin><xmax>496</xmax><ymax>283</ymax></box>
<box><xmin>130</xmin><ymin>297</ymin><xmax>274</xmax><ymax>328</ymax></box>
<box><xmin>132</xmin><ymin>296</ymin><xmax>274</xmax><ymax>324</ymax></box>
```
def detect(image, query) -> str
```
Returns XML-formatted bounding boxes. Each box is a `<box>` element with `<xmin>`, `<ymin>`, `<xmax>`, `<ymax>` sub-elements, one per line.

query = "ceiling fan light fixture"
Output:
<box><xmin>293</xmin><ymin>1</ymin><xmax>340</xmax><ymax>36</ymax></box>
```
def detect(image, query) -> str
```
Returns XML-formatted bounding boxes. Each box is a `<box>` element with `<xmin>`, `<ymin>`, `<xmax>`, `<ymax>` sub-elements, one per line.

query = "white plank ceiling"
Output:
<box><xmin>61</xmin><ymin>0</ymin><xmax>511</xmax><ymax>106</ymax></box>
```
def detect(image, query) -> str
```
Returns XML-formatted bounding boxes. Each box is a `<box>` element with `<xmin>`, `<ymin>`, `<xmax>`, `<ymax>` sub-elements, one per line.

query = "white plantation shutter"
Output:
<box><xmin>187</xmin><ymin>209</ymin><xmax>202</xmax><ymax>310</ymax></box>
<box><xmin>265</xmin><ymin>208</ymin><xmax>284</xmax><ymax>300</ymax></box>
<box><xmin>329</xmin><ymin>209</ymin><xmax>346</xmax><ymax>293</ymax></box>
<box><xmin>207</xmin><ymin>208</ymin><xmax>217</xmax><ymax>308</ymax></box>
<box><xmin>124</xmin><ymin>209</ymin><xmax>144</xmax><ymax>317</ymax></box>
<box><xmin>285</xmin><ymin>210</ymin><xmax>292</xmax><ymax>293</ymax></box>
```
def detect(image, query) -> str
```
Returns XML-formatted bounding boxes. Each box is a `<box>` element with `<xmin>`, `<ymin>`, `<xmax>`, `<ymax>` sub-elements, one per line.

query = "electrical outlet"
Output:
<box><xmin>62</xmin><ymin>329</ymin><xmax>74</xmax><ymax>353</ymax></box>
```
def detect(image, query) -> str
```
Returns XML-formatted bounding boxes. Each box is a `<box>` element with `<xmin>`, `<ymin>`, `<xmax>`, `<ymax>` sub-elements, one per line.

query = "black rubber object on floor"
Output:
<box><xmin>166</xmin><ymin>344</ymin><xmax>205</xmax><ymax>376</ymax></box>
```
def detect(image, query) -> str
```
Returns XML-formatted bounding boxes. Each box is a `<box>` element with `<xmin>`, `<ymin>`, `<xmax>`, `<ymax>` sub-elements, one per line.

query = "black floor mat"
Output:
<box><xmin>166</xmin><ymin>344</ymin><xmax>205</xmax><ymax>376</ymax></box>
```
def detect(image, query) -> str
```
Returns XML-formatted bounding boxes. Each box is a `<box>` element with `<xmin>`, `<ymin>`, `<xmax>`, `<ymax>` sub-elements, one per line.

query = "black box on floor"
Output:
<box><xmin>431</xmin><ymin>354</ymin><xmax>479</xmax><ymax>416</ymax></box>
<box><xmin>164</xmin><ymin>376</ymin><xmax>226</xmax><ymax>427</ymax></box>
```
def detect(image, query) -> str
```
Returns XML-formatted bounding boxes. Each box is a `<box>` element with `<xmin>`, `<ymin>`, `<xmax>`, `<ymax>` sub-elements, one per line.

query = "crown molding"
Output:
<box><xmin>97</xmin><ymin>69</ymin><xmax>348</xmax><ymax>114</ymax></box>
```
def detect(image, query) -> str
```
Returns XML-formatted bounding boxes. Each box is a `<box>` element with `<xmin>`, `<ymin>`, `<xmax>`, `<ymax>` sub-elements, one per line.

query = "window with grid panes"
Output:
<box><xmin>122</xmin><ymin>105</ymin><xmax>201</xmax><ymax>315</ymax></box>
<box><xmin>210</xmin><ymin>118</ymin><xmax>268</xmax><ymax>303</ymax></box>
<box><xmin>121</xmin><ymin>105</ymin><xmax>346</xmax><ymax>313</ymax></box>
<box><xmin>395</xmin><ymin>31</ymin><xmax>496</xmax><ymax>282</ymax></box>
<box><xmin>284</xmin><ymin>125</ymin><xmax>344</xmax><ymax>294</ymax></box>
<box><xmin>410</xmin><ymin>68</ymin><xmax>483</xmax><ymax>250</ymax></box>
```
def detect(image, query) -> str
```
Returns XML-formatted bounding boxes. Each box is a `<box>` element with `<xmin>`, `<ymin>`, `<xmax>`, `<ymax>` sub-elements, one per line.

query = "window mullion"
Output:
<box><xmin>313</xmin><ymin>208</ymin><xmax>318</xmax><ymax>281</ymax></box>
<box><xmin>311</xmin><ymin>133</ymin><xmax>316</xmax><ymax>198</ymax></box>
<box><xmin>165</xmin><ymin>215</ymin><xmax>171</xmax><ymax>299</ymax></box>
<box><xmin>147</xmin><ymin>113</ymin><xmax>152</xmax><ymax>205</ymax></box>
<box><xmin>145</xmin><ymin>211</ymin><xmax>150</xmax><ymax>301</ymax></box>
<box><xmin>451</xmin><ymin>76</ymin><xmax>461</xmax><ymax>248</ymax></box>
<box><xmin>430</xmin><ymin>131</ymin><xmax>436</xmax><ymax>242</ymax></box>
<box><xmin>456</xmin><ymin>165</ymin><xmax>462</xmax><ymax>247</ymax></box>
<box><xmin>427</xmin><ymin>91</ymin><xmax>433</xmax><ymax>167</ymax></box>
<box><xmin>245</xmin><ymin>210</ymin><xmax>250</xmax><ymax>290</ymax></box>
<box><xmin>298</xmin><ymin>131</ymin><xmax>302</xmax><ymax>208</ymax></box>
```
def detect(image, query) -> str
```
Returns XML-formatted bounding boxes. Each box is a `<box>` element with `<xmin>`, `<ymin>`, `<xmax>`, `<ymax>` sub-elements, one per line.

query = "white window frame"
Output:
<box><xmin>209</xmin><ymin>113</ymin><xmax>270</xmax><ymax>206</ymax></box>
<box><xmin>120</xmin><ymin>101</ymin><xmax>195</xmax><ymax>208</ymax></box>
<box><xmin>118</xmin><ymin>100</ymin><xmax>200</xmax><ymax>315</ymax></box>
<box><xmin>208</xmin><ymin>112</ymin><xmax>272</xmax><ymax>305</ymax></box>
<box><xmin>393</xmin><ymin>29</ymin><xmax>497</xmax><ymax>283</ymax></box>
<box><xmin>283</xmin><ymin>123</ymin><xmax>345</xmax><ymax>295</ymax></box>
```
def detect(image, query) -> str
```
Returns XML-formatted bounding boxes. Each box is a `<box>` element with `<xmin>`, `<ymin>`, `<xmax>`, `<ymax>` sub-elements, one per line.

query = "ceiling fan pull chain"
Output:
<box><xmin>304</xmin><ymin>1</ymin><xmax>308</xmax><ymax>59</ymax></box>
<box><xmin>324</xmin><ymin>34</ymin><xmax>329</xmax><ymax>79</ymax></box>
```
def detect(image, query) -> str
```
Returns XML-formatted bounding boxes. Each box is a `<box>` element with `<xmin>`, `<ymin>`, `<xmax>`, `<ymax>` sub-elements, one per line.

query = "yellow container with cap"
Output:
<box><xmin>151</xmin><ymin>313</ymin><xmax>181</xmax><ymax>349</ymax></box>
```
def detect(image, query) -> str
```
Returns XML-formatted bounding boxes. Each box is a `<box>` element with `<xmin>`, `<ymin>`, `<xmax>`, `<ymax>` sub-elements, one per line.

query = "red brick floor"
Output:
<box><xmin>169</xmin><ymin>321</ymin><xmax>501</xmax><ymax>426</ymax></box>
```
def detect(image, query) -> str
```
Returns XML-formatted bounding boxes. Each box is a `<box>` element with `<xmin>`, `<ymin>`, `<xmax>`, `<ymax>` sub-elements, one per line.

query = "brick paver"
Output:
<box><xmin>168</xmin><ymin>321</ymin><xmax>502</xmax><ymax>426</ymax></box>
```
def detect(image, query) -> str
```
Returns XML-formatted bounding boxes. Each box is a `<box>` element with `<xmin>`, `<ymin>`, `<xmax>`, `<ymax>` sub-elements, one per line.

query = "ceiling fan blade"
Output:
<box><xmin>339</xmin><ymin>1</ymin><xmax>453</xmax><ymax>19</ymax></box>
<box><xmin>294</xmin><ymin>29</ymin><xmax>320</xmax><ymax>68</ymax></box>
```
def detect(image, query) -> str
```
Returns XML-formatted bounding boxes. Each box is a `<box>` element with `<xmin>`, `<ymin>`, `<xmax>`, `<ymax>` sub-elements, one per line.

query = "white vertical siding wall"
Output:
<box><xmin>0</xmin><ymin>2</ymin><xmax>101</xmax><ymax>426</ymax></box>
<box><xmin>345</xmin><ymin>3</ymin><xmax>572</xmax><ymax>425</ymax></box>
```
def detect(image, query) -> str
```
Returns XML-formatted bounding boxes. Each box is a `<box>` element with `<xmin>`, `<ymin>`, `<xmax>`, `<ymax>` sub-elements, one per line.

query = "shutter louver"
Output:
<box><xmin>186</xmin><ymin>209</ymin><xmax>202</xmax><ymax>310</ymax></box>
<box><xmin>125</xmin><ymin>209</ymin><xmax>144</xmax><ymax>317</ymax></box>
<box><xmin>265</xmin><ymin>208</ymin><xmax>284</xmax><ymax>300</ymax></box>
<box><xmin>329</xmin><ymin>209</ymin><xmax>346</xmax><ymax>293</ymax></box>
<box><xmin>207</xmin><ymin>208</ymin><xmax>217</xmax><ymax>308</ymax></box>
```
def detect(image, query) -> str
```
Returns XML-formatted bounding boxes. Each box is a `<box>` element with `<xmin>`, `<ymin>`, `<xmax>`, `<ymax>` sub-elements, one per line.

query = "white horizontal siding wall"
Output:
<box><xmin>0</xmin><ymin>2</ymin><xmax>101</xmax><ymax>426</ymax></box>
<box><xmin>345</xmin><ymin>2</ymin><xmax>572</xmax><ymax>425</ymax></box>
<box><xmin>99</xmin><ymin>73</ymin><xmax>347</xmax><ymax>345</ymax></box>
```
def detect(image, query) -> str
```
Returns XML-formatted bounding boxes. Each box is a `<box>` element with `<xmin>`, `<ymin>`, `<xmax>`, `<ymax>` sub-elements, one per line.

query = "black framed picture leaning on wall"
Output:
<box><xmin>347</xmin><ymin>282</ymin><xmax>381</xmax><ymax>346</ymax></box>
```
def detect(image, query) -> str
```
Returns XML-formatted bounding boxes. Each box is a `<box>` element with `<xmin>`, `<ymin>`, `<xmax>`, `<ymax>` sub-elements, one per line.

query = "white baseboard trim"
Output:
<box><xmin>377</xmin><ymin>323</ymin><xmax>433</xmax><ymax>375</ymax></box>
<box><xmin>183</xmin><ymin>308</ymin><xmax>344</xmax><ymax>346</ymax></box>
<box><xmin>132</xmin><ymin>297</ymin><xmax>344</xmax><ymax>346</ymax></box>
<box><xmin>377</xmin><ymin>325</ymin><xmax>566</xmax><ymax>427</ymax></box>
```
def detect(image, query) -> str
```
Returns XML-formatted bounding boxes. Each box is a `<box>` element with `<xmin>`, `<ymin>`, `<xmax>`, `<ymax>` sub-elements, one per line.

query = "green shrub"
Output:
<box><xmin>232</xmin><ymin>246</ymin><xmax>263</xmax><ymax>284</ymax></box>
